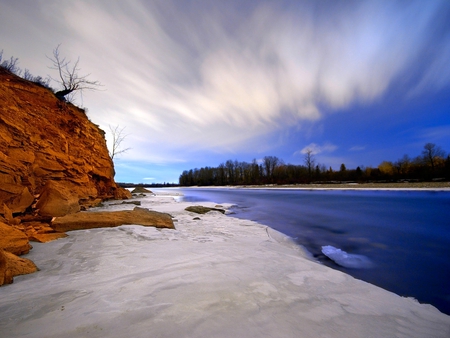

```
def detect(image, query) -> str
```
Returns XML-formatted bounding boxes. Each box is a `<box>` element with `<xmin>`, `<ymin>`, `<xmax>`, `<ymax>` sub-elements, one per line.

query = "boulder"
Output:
<box><xmin>130</xmin><ymin>186</ymin><xmax>153</xmax><ymax>194</ymax></box>
<box><xmin>79</xmin><ymin>198</ymin><xmax>103</xmax><ymax>211</ymax></box>
<box><xmin>1</xmin><ymin>187</ymin><xmax>34</xmax><ymax>214</ymax></box>
<box><xmin>35</xmin><ymin>180</ymin><xmax>80</xmax><ymax>217</ymax></box>
<box><xmin>0</xmin><ymin>249</ymin><xmax>13</xmax><ymax>285</ymax></box>
<box><xmin>51</xmin><ymin>207</ymin><xmax>175</xmax><ymax>232</ymax></box>
<box><xmin>114</xmin><ymin>188</ymin><xmax>132</xmax><ymax>199</ymax></box>
<box><xmin>0</xmin><ymin>222</ymin><xmax>31</xmax><ymax>255</ymax></box>
<box><xmin>0</xmin><ymin>249</ymin><xmax>38</xmax><ymax>286</ymax></box>
<box><xmin>185</xmin><ymin>205</ymin><xmax>225</xmax><ymax>214</ymax></box>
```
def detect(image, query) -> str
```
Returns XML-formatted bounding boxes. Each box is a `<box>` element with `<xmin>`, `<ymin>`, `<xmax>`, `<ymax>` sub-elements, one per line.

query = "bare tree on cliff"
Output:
<box><xmin>0</xmin><ymin>50</ymin><xmax>21</xmax><ymax>75</ymax></box>
<box><xmin>47</xmin><ymin>44</ymin><xmax>102</xmax><ymax>101</ymax></box>
<box><xmin>108</xmin><ymin>125</ymin><xmax>131</xmax><ymax>160</ymax></box>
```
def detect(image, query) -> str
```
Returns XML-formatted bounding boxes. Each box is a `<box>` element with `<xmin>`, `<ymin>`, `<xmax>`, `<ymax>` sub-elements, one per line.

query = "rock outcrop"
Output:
<box><xmin>0</xmin><ymin>67</ymin><xmax>131</xmax><ymax>217</ymax></box>
<box><xmin>0</xmin><ymin>67</ymin><xmax>133</xmax><ymax>285</ymax></box>
<box><xmin>130</xmin><ymin>186</ymin><xmax>153</xmax><ymax>194</ymax></box>
<box><xmin>185</xmin><ymin>205</ymin><xmax>226</xmax><ymax>214</ymax></box>
<box><xmin>0</xmin><ymin>221</ymin><xmax>38</xmax><ymax>285</ymax></box>
<box><xmin>0</xmin><ymin>249</ymin><xmax>37</xmax><ymax>285</ymax></box>
<box><xmin>52</xmin><ymin>207</ymin><xmax>175</xmax><ymax>232</ymax></box>
<box><xmin>0</xmin><ymin>222</ymin><xmax>32</xmax><ymax>256</ymax></box>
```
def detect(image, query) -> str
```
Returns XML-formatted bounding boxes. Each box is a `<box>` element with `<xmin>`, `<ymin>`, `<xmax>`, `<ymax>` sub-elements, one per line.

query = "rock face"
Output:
<box><xmin>52</xmin><ymin>207</ymin><xmax>175</xmax><ymax>232</ymax></box>
<box><xmin>35</xmin><ymin>180</ymin><xmax>81</xmax><ymax>217</ymax></box>
<box><xmin>0</xmin><ymin>67</ymin><xmax>131</xmax><ymax>217</ymax></box>
<box><xmin>0</xmin><ymin>249</ymin><xmax>37</xmax><ymax>285</ymax></box>
<box><xmin>0</xmin><ymin>67</ymin><xmax>132</xmax><ymax>285</ymax></box>
<box><xmin>0</xmin><ymin>222</ymin><xmax>37</xmax><ymax>286</ymax></box>
<box><xmin>0</xmin><ymin>249</ymin><xmax>14</xmax><ymax>285</ymax></box>
<box><xmin>0</xmin><ymin>222</ymin><xmax>32</xmax><ymax>256</ymax></box>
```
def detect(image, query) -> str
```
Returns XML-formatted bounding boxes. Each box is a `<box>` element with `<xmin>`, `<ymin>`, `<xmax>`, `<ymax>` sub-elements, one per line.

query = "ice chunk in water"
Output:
<box><xmin>322</xmin><ymin>245</ymin><xmax>374</xmax><ymax>269</ymax></box>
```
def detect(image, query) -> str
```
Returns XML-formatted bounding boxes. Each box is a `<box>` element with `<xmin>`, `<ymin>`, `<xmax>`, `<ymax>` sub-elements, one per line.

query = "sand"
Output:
<box><xmin>0</xmin><ymin>194</ymin><xmax>449</xmax><ymax>337</ymax></box>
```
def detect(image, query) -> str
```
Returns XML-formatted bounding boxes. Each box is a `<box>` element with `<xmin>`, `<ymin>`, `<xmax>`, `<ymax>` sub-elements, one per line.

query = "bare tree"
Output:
<box><xmin>303</xmin><ymin>149</ymin><xmax>315</xmax><ymax>178</ymax></box>
<box><xmin>47</xmin><ymin>44</ymin><xmax>102</xmax><ymax>100</ymax></box>
<box><xmin>108</xmin><ymin>125</ymin><xmax>131</xmax><ymax>160</ymax></box>
<box><xmin>0</xmin><ymin>50</ymin><xmax>21</xmax><ymax>75</ymax></box>
<box><xmin>394</xmin><ymin>154</ymin><xmax>411</xmax><ymax>175</ymax></box>
<box><xmin>422</xmin><ymin>143</ymin><xmax>445</xmax><ymax>172</ymax></box>
<box><xmin>263</xmin><ymin>156</ymin><xmax>280</xmax><ymax>182</ymax></box>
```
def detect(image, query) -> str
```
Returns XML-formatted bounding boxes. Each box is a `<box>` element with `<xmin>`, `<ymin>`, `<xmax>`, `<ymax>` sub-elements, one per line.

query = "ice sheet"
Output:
<box><xmin>1</xmin><ymin>196</ymin><xmax>449</xmax><ymax>338</ymax></box>
<box><xmin>321</xmin><ymin>245</ymin><xmax>374</xmax><ymax>269</ymax></box>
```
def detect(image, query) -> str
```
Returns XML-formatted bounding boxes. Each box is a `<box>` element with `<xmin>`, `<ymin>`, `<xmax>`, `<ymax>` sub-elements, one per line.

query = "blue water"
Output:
<box><xmin>168</xmin><ymin>188</ymin><xmax>450</xmax><ymax>315</ymax></box>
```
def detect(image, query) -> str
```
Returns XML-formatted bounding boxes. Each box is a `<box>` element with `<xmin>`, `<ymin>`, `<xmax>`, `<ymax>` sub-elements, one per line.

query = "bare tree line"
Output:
<box><xmin>179</xmin><ymin>143</ymin><xmax>449</xmax><ymax>186</ymax></box>
<box><xmin>0</xmin><ymin>50</ymin><xmax>51</xmax><ymax>88</ymax></box>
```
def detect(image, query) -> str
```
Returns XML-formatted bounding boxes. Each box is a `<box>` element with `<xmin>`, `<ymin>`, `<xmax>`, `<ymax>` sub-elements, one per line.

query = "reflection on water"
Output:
<box><xmin>170</xmin><ymin>188</ymin><xmax>450</xmax><ymax>315</ymax></box>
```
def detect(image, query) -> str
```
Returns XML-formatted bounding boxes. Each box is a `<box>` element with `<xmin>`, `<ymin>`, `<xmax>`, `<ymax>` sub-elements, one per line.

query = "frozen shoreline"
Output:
<box><xmin>1</xmin><ymin>194</ymin><xmax>449</xmax><ymax>337</ymax></box>
<box><xmin>178</xmin><ymin>182</ymin><xmax>450</xmax><ymax>191</ymax></box>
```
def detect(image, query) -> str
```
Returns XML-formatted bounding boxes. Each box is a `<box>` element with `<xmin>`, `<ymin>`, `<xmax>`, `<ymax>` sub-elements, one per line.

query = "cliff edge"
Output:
<box><xmin>0</xmin><ymin>67</ymin><xmax>130</xmax><ymax>216</ymax></box>
<box><xmin>0</xmin><ymin>67</ymin><xmax>132</xmax><ymax>284</ymax></box>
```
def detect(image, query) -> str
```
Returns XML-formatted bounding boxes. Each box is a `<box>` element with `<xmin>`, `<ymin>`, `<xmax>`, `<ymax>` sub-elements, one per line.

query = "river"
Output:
<box><xmin>164</xmin><ymin>187</ymin><xmax>450</xmax><ymax>315</ymax></box>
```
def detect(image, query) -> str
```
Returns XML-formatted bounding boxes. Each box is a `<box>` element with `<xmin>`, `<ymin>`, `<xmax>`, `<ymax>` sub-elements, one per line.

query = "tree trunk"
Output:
<box><xmin>55</xmin><ymin>89</ymin><xmax>73</xmax><ymax>99</ymax></box>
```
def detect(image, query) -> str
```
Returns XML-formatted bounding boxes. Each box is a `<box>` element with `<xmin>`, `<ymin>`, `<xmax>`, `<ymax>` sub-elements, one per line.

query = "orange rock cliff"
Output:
<box><xmin>0</xmin><ymin>67</ymin><xmax>132</xmax><ymax>284</ymax></box>
<box><xmin>0</xmin><ymin>67</ymin><xmax>131</xmax><ymax>216</ymax></box>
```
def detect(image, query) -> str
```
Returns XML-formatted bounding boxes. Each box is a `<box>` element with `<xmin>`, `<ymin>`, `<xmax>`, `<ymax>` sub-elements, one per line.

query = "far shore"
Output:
<box><xmin>178</xmin><ymin>181</ymin><xmax>450</xmax><ymax>191</ymax></box>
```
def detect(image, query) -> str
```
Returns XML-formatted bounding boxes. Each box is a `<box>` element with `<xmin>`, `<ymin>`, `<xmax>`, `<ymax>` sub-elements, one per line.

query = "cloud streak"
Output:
<box><xmin>1</xmin><ymin>0</ymin><xmax>449</xmax><ymax>166</ymax></box>
<box><xmin>296</xmin><ymin>143</ymin><xmax>338</xmax><ymax>156</ymax></box>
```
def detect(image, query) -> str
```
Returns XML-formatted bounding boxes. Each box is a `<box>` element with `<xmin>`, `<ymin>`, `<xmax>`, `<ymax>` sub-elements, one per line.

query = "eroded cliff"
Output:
<box><xmin>0</xmin><ymin>67</ymin><xmax>130</xmax><ymax>217</ymax></box>
<box><xmin>0</xmin><ymin>67</ymin><xmax>132</xmax><ymax>284</ymax></box>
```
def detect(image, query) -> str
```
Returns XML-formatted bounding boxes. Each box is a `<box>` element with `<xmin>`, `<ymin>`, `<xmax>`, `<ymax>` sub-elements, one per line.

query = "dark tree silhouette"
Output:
<box><xmin>422</xmin><ymin>143</ymin><xmax>445</xmax><ymax>172</ymax></box>
<box><xmin>303</xmin><ymin>149</ymin><xmax>315</xmax><ymax>179</ymax></box>
<box><xmin>47</xmin><ymin>44</ymin><xmax>101</xmax><ymax>100</ymax></box>
<box><xmin>263</xmin><ymin>156</ymin><xmax>280</xmax><ymax>183</ymax></box>
<box><xmin>0</xmin><ymin>50</ymin><xmax>20</xmax><ymax>75</ymax></box>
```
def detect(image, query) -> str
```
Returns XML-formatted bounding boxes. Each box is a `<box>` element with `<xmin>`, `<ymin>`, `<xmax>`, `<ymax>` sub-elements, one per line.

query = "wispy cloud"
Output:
<box><xmin>349</xmin><ymin>146</ymin><xmax>366</xmax><ymax>152</ymax></box>
<box><xmin>418</xmin><ymin>125</ymin><xmax>450</xmax><ymax>144</ymax></box>
<box><xmin>1</xmin><ymin>0</ymin><xmax>449</xmax><ymax>165</ymax></box>
<box><xmin>295</xmin><ymin>143</ymin><xmax>338</xmax><ymax>156</ymax></box>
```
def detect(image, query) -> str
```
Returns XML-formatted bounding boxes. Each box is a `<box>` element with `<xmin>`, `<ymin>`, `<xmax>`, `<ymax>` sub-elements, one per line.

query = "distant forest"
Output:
<box><xmin>179</xmin><ymin>143</ymin><xmax>449</xmax><ymax>186</ymax></box>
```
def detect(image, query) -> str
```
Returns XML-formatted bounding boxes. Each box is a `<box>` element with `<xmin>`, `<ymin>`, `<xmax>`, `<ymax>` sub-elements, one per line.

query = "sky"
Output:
<box><xmin>1</xmin><ymin>0</ymin><xmax>449</xmax><ymax>183</ymax></box>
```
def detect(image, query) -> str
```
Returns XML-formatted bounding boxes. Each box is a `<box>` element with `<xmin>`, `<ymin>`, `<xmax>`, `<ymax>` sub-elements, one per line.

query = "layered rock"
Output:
<box><xmin>0</xmin><ymin>222</ymin><xmax>32</xmax><ymax>256</ymax></box>
<box><xmin>52</xmin><ymin>207</ymin><xmax>175</xmax><ymax>232</ymax></box>
<box><xmin>0</xmin><ymin>67</ymin><xmax>133</xmax><ymax>285</ymax></box>
<box><xmin>35</xmin><ymin>180</ymin><xmax>81</xmax><ymax>217</ymax></box>
<box><xmin>0</xmin><ymin>67</ymin><xmax>131</xmax><ymax>217</ymax></box>
<box><xmin>0</xmin><ymin>249</ymin><xmax>37</xmax><ymax>285</ymax></box>
<box><xmin>0</xmin><ymin>222</ymin><xmax>38</xmax><ymax>285</ymax></box>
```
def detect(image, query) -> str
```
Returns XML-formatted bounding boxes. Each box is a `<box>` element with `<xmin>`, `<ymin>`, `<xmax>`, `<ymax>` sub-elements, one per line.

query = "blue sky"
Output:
<box><xmin>1</xmin><ymin>0</ymin><xmax>449</xmax><ymax>183</ymax></box>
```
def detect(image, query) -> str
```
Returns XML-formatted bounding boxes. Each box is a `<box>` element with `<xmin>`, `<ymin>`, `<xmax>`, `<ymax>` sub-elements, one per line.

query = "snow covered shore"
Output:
<box><xmin>1</xmin><ymin>194</ymin><xmax>449</xmax><ymax>337</ymax></box>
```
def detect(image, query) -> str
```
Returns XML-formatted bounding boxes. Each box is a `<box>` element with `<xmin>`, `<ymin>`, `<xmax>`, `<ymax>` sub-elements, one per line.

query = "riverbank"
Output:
<box><xmin>1</xmin><ymin>193</ymin><xmax>449</xmax><ymax>337</ymax></box>
<box><xmin>183</xmin><ymin>181</ymin><xmax>450</xmax><ymax>190</ymax></box>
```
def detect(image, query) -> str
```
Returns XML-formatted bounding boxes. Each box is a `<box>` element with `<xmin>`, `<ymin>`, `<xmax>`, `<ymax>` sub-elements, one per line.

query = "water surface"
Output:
<box><xmin>168</xmin><ymin>188</ymin><xmax>450</xmax><ymax>315</ymax></box>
